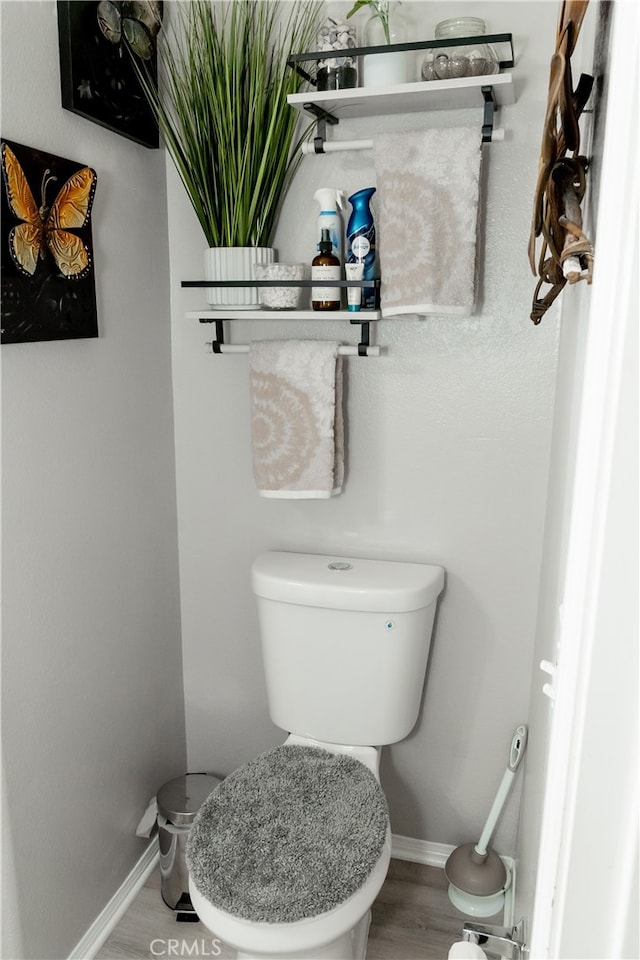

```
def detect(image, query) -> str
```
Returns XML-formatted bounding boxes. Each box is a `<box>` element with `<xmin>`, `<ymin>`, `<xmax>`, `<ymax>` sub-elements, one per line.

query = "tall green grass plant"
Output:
<box><xmin>136</xmin><ymin>0</ymin><xmax>320</xmax><ymax>248</ymax></box>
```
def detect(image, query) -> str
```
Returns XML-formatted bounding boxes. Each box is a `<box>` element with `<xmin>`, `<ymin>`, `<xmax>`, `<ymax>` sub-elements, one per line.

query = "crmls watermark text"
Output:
<box><xmin>149</xmin><ymin>938</ymin><xmax>223</xmax><ymax>957</ymax></box>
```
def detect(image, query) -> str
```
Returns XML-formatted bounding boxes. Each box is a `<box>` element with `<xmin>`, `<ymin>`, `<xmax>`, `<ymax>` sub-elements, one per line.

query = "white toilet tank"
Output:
<box><xmin>252</xmin><ymin>552</ymin><xmax>445</xmax><ymax>746</ymax></box>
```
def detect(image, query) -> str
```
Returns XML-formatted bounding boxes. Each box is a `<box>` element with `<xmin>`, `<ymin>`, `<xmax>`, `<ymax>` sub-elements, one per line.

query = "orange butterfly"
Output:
<box><xmin>1</xmin><ymin>143</ymin><xmax>96</xmax><ymax>279</ymax></box>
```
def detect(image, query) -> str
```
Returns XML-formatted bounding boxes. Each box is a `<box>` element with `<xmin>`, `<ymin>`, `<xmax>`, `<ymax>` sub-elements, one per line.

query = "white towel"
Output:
<box><xmin>249</xmin><ymin>340</ymin><xmax>344</xmax><ymax>498</ymax></box>
<box><xmin>373</xmin><ymin>127</ymin><xmax>482</xmax><ymax>317</ymax></box>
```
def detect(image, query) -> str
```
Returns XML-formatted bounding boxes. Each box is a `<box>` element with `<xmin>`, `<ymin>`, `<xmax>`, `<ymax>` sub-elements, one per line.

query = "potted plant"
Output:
<box><xmin>346</xmin><ymin>0</ymin><xmax>409</xmax><ymax>87</ymax></box>
<box><xmin>135</xmin><ymin>0</ymin><xmax>319</xmax><ymax>306</ymax></box>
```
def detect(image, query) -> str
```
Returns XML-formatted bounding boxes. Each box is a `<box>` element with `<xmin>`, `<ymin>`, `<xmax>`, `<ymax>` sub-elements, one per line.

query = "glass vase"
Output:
<box><xmin>363</xmin><ymin>2</ymin><xmax>408</xmax><ymax>87</ymax></box>
<box><xmin>315</xmin><ymin>17</ymin><xmax>358</xmax><ymax>91</ymax></box>
<box><xmin>421</xmin><ymin>17</ymin><xmax>499</xmax><ymax>82</ymax></box>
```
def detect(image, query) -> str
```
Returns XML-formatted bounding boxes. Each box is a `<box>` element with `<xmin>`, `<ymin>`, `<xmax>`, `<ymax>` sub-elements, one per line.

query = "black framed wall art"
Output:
<box><xmin>1</xmin><ymin>139</ymin><xmax>98</xmax><ymax>344</ymax></box>
<box><xmin>57</xmin><ymin>1</ymin><xmax>162</xmax><ymax>149</ymax></box>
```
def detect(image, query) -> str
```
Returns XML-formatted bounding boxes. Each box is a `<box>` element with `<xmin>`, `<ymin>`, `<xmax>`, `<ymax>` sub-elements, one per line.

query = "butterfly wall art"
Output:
<box><xmin>1</xmin><ymin>139</ymin><xmax>98</xmax><ymax>344</ymax></box>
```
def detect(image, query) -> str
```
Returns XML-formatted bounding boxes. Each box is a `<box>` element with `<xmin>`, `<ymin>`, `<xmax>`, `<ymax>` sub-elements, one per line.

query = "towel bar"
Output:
<box><xmin>204</xmin><ymin>343</ymin><xmax>381</xmax><ymax>358</ymax></box>
<box><xmin>201</xmin><ymin>317</ymin><xmax>379</xmax><ymax>357</ymax></box>
<box><xmin>301</xmin><ymin>128</ymin><xmax>505</xmax><ymax>154</ymax></box>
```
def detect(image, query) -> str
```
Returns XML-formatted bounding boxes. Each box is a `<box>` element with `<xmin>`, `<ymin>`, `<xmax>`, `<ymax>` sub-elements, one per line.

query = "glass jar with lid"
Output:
<box><xmin>421</xmin><ymin>17</ymin><xmax>499</xmax><ymax>81</ymax></box>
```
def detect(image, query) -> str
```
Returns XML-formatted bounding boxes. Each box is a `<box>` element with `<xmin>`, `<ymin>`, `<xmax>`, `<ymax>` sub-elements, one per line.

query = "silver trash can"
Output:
<box><xmin>157</xmin><ymin>773</ymin><xmax>221</xmax><ymax>915</ymax></box>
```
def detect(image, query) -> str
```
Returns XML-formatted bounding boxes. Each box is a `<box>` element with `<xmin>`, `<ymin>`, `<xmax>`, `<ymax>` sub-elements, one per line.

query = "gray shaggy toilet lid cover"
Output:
<box><xmin>186</xmin><ymin>744</ymin><xmax>389</xmax><ymax>924</ymax></box>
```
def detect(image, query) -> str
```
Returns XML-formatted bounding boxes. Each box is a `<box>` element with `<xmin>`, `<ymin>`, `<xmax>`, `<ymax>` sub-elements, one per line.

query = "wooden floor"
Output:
<box><xmin>97</xmin><ymin>859</ymin><xmax>488</xmax><ymax>960</ymax></box>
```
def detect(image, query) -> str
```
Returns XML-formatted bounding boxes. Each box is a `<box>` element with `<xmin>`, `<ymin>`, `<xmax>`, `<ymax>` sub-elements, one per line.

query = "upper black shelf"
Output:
<box><xmin>287</xmin><ymin>33</ymin><xmax>515</xmax><ymax>84</ymax></box>
<box><xmin>286</xmin><ymin>33</ymin><xmax>515</xmax><ymax>131</ymax></box>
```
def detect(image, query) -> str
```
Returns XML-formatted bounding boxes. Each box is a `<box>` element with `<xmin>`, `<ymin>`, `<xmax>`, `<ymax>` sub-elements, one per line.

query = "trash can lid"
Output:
<box><xmin>157</xmin><ymin>773</ymin><xmax>221</xmax><ymax>826</ymax></box>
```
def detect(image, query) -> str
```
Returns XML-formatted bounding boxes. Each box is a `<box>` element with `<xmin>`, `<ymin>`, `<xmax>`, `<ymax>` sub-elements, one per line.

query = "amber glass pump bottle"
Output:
<box><xmin>312</xmin><ymin>228</ymin><xmax>341</xmax><ymax>311</ymax></box>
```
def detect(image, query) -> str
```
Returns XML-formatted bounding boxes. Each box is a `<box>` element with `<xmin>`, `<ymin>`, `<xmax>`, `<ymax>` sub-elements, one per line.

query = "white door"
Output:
<box><xmin>521</xmin><ymin>2</ymin><xmax>639</xmax><ymax>957</ymax></box>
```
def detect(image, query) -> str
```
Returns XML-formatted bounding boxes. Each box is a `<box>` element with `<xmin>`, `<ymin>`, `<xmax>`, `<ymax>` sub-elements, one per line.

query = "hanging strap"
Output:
<box><xmin>528</xmin><ymin>1</ymin><xmax>594</xmax><ymax>324</ymax></box>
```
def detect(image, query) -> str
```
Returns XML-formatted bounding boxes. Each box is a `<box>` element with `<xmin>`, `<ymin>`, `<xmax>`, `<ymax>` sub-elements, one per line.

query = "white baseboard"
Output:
<box><xmin>391</xmin><ymin>833</ymin><xmax>456</xmax><ymax>868</ymax></box>
<box><xmin>68</xmin><ymin>839</ymin><xmax>159</xmax><ymax>960</ymax></box>
<box><xmin>391</xmin><ymin>833</ymin><xmax>516</xmax><ymax>927</ymax></box>
<box><xmin>69</xmin><ymin>833</ymin><xmax>515</xmax><ymax>959</ymax></box>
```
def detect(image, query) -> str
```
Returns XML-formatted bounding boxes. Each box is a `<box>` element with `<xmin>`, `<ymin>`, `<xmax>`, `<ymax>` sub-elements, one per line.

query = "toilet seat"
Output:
<box><xmin>188</xmin><ymin>838</ymin><xmax>391</xmax><ymax>958</ymax></box>
<box><xmin>186</xmin><ymin>744</ymin><xmax>389</xmax><ymax>926</ymax></box>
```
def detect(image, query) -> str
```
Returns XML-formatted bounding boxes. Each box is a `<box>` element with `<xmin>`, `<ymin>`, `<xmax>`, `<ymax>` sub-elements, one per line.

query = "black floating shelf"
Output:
<box><xmin>181</xmin><ymin>279</ymin><xmax>380</xmax><ymax>288</ymax></box>
<box><xmin>287</xmin><ymin>33</ymin><xmax>515</xmax><ymax>85</ymax></box>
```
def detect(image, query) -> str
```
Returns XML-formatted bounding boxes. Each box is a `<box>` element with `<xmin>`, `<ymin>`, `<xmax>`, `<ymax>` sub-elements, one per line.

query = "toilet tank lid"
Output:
<box><xmin>252</xmin><ymin>552</ymin><xmax>445</xmax><ymax>612</ymax></box>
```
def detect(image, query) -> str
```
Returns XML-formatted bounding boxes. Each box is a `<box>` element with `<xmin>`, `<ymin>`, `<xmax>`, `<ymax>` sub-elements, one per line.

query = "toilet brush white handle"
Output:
<box><xmin>474</xmin><ymin>768</ymin><xmax>515</xmax><ymax>857</ymax></box>
<box><xmin>474</xmin><ymin>725</ymin><xmax>528</xmax><ymax>858</ymax></box>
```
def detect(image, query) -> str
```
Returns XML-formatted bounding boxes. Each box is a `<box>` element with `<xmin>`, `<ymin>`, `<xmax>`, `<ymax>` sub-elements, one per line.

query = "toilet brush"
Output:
<box><xmin>445</xmin><ymin>724</ymin><xmax>528</xmax><ymax>918</ymax></box>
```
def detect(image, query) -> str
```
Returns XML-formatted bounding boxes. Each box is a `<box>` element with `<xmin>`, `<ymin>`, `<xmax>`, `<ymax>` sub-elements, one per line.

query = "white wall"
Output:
<box><xmin>169</xmin><ymin>1</ymin><xmax>560</xmax><ymax>852</ymax></box>
<box><xmin>1</xmin><ymin>3</ymin><xmax>185</xmax><ymax>958</ymax></box>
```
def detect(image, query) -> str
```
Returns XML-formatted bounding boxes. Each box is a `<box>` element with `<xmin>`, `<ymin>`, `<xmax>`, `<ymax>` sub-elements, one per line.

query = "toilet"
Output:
<box><xmin>186</xmin><ymin>551</ymin><xmax>444</xmax><ymax>960</ymax></box>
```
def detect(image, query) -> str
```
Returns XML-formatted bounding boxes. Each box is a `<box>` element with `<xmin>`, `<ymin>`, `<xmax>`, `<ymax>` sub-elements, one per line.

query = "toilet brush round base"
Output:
<box><xmin>444</xmin><ymin>841</ymin><xmax>510</xmax><ymax>919</ymax></box>
<box><xmin>447</xmin><ymin>881</ymin><xmax>506</xmax><ymax>918</ymax></box>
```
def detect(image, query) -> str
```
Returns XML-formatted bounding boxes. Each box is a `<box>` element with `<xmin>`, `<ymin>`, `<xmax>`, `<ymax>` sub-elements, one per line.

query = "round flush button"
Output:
<box><xmin>328</xmin><ymin>561</ymin><xmax>353</xmax><ymax>571</ymax></box>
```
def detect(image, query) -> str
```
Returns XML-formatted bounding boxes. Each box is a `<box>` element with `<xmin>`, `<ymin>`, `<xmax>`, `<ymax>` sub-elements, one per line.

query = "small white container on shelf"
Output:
<box><xmin>254</xmin><ymin>263</ymin><xmax>308</xmax><ymax>310</ymax></box>
<box><xmin>363</xmin><ymin>1</ymin><xmax>409</xmax><ymax>87</ymax></box>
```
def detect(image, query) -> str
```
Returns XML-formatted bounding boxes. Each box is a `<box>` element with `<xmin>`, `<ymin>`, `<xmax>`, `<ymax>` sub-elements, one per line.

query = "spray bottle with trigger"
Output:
<box><xmin>313</xmin><ymin>187</ymin><xmax>346</xmax><ymax>269</ymax></box>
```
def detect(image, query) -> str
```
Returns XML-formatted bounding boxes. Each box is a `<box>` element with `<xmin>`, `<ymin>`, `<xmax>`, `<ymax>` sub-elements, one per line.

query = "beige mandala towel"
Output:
<box><xmin>373</xmin><ymin>127</ymin><xmax>482</xmax><ymax>317</ymax></box>
<box><xmin>249</xmin><ymin>340</ymin><xmax>344</xmax><ymax>498</ymax></box>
